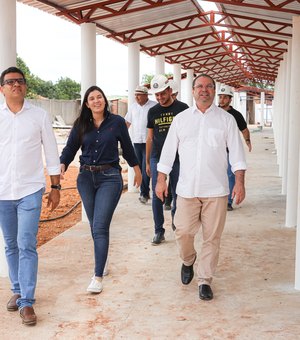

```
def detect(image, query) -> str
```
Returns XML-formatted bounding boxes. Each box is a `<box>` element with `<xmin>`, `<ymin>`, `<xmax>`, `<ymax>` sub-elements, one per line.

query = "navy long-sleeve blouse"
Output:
<box><xmin>60</xmin><ymin>112</ymin><xmax>138</xmax><ymax>170</ymax></box>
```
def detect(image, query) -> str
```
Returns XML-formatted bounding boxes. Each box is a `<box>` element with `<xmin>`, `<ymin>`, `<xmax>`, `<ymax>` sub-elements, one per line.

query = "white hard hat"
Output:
<box><xmin>218</xmin><ymin>84</ymin><xmax>234</xmax><ymax>97</ymax></box>
<box><xmin>168</xmin><ymin>79</ymin><xmax>178</xmax><ymax>94</ymax></box>
<box><xmin>149</xmin><ymin>74</ymin><xmax>170</xmax><ymax>94</ymax></box>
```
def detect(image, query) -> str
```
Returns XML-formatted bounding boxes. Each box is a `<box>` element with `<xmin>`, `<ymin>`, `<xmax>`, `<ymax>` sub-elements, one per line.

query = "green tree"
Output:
<box><xmin>16</xmin><ymin>56</ymin><xmax>80</xmax><ymax>99</ymax></box>
<box><xmin>141</xmin><ymin>73</ymin><xmax>173</xmax><ymax>85</ymax></box>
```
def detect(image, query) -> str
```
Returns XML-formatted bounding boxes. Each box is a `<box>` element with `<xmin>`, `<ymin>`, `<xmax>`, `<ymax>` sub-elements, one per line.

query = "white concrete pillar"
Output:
<box><xmin>127</xmin><ymin>42</ymin><xmax>140</xmax><ymax>193</ymax></box>
<box><xmin>0</xmin><ymin>0</ymin><xmax>16</xmax><ymax>277</ymax></box>
<box><xmin>81</xmin><ymin>23</ymin><xmax>96</xmax><ymax>98</ymax></box>
<box><xmin>276</xmin><ymin>59</ymin><xmax>285</xmax><ymax>173</ymax></box>
<box><xmin>80</xmin><ymin>23</ymin><xmax>96</xmax><ymax>222</ymax></box>
<box><xmin>286</xmin><ymin>16</ymin><xmax>300</xmax><ymax>230</ymax></box>
<box><xmin>155</xmin><ymin>55</ymin><xmax>165</xmax><ymax>75</ymax></box>
<box><xmin>260</xmin><ymin>92</ymin><xmax>265</xmax><ymax>127</ymax></box>
<box><xmin>292</xmin><ymin>16</ymin><xmax>300</xmax><ymax>289</ymax></box>
<box><xmin>186</xmin><ymin>69</ymin><xmax>194</xmax><ymax>107</ymax></box>
<box><xmin>173</xmin><ymin>64</ymin><xmax>181</xmax><ymax>99</ymax></box>
<box><xmin>0</xmin><ymin>0</ymin><xmax>17</xmax><ymax>104</ymax></box>
<box><xmin>282</xmin><ymin>47</ymin><xmax>292</xmax><ymax>194</ymax></box>
<box><xmin>215</xmin><ymin>82</ymin><xmax>221</xmax><ymax>105</ymax></box>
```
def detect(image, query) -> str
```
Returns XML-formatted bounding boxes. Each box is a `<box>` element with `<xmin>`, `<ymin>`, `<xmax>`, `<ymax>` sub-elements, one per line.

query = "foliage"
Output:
<box><xmin>16</xmin><ymin>56</ymin><xmax>80</xmax><ymax>99</ymax></box>
<box><xmin>141</xmin><ymin>72</ymin><xmax>173</xmax><ymax>85</ymax></box>
<box><xmin>248</xmin><ymin>80</ymin><xmax>274</xmax><ymax>91</ymax></box>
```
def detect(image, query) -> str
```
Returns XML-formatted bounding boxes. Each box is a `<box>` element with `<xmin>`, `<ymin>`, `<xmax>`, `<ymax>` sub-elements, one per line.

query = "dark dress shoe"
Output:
<box><xmin>7</xmin><ymin>294</ymin><xmax>21</xmax><ymax>312</ymax></box>
<box><xmin>20</xmin><ymin>306</ymin><xmax>37</xmax><ymax>326</ymax></box>
<box><xmin>181</xmin><ymin>255</ymin><xmax>196</xmax><ymax>285</ymax></box>
<box><xmin>199</xmin><ymin>284</ymin><xmax>213</xmax><ymax>300</ymax></box>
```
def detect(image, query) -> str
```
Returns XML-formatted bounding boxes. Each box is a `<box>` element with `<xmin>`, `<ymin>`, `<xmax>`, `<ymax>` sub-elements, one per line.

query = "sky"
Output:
<box><xmin>16</xmin><ymin>3</ymin><xmax>173</xmax><ymax>96</ymax></box>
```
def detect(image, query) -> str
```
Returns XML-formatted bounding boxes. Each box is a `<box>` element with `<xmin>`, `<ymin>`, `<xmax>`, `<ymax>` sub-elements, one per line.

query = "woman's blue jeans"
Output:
<box><xmin>134</xmin><ymin>143</ymin><xmax>150</xmax><ymax>199</ymax></box>
<box><xmin>77</xmin><ymin>167</ymin><xmax>123</xmax><ymax>277</ymax></box>
<box><xmin>0</xmin><ymin>188</ymin><xmax>44</xmax><ymax>309</ymax></box>
<box><xmin>150</xmin><ymin>158</ymin><xmax>179</xmax><ymax>234</ymax></box>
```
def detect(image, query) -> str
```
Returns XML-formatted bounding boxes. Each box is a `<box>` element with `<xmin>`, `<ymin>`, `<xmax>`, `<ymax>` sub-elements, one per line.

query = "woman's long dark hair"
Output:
<box><xmin>74</xmin><ymin>85</ymin><xmax>110</xmax><ymax>142</ymax></box>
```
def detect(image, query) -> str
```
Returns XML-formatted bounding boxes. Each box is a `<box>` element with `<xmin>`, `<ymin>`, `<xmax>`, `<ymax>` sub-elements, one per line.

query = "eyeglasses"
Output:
<box><xmin>1</xmin><ymin>78</ymin><xmax>26</xmax><ymax>86</ymax></box>
<box><xmin>193</xmin><ymin>84</ymin><xmax>215</xmax><ymax>90</ymax></box>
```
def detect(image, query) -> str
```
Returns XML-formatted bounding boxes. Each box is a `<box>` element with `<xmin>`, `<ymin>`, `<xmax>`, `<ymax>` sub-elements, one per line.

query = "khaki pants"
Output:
<box><xmin>174</xmin><ymin>195</ymin><xmax>227</xmax><ymax>285</ymax></box>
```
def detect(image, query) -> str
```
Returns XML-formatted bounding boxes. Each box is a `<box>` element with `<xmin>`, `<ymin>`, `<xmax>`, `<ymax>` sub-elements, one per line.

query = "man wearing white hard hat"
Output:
<box><xmin>146</xmin><ymin>75</ymin><xmax>188</xmax><ymax>245</ymax></box>
<box><xmin>218</xmin><ymin>84</ymin><xmax>252</xmax><ymax>211</ymax></box>
<box><xmin>163</xmin><ymin>79</ymin><xmax>189</xmax><ymax>211</ymax></box>
<box><xmin>125</xmin><ymin>85</ymin><xmax>156</xmax><ymax>204</ymax></box>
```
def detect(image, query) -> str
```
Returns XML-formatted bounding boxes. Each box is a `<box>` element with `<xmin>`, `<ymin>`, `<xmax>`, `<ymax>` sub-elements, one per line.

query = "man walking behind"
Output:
<box><xmin>155</xmin><ymin>74</ymin><xmax>246</xmax><ymax>300</ymax></box>
<box><xmin>146</xmin><ymin>75</ymin><xmax>188</xmax><ymax>245</ymax></box>
<box><xmin>218</xmin><ymin>84</ymin><xmax>252</xmax><ymax>211</ymax></box>
<box><xmin>0</xmin><ymin>67</ymin><xmax>61</xmax><ymax>325</ymax></box>
<box><xmin>125</xmin><ymin>85</ymin><xmax>156</xmax><ymax>204</ymax></box>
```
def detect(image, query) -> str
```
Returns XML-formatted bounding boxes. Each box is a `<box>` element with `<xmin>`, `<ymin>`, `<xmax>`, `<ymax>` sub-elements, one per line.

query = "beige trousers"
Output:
<box><xmin>174</xmin><ymin>195</ymin><xmax>227</xmax><ymax>285</ymax></box>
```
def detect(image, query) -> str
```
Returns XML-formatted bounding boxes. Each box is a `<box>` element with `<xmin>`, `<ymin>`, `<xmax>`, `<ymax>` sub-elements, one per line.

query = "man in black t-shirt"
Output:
<box><xmin>146</xmin><ymin>75</ymin><xmax>188</xmax><ymax>245</ymax></box>
<box><xmin>218</xmin><ymin>84</ymin><xmax>252</xmax><ymax>211</ymax></box>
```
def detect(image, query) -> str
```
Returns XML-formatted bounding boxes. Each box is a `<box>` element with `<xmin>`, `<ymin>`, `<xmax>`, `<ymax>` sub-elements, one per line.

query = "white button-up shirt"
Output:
<box><xmin>0</xmin><ymin>100</ymin><xmax>60</xmax><ymax>200</ymax></box>
<box><xmin>157</xmin><ymin>103</ymin><xmax>247</xmax><ymax>198</ymax></box>
<box><xmin>125</xmin><ymin>99</ymin><xmax>156</xmax><ymax>143</ymax></box>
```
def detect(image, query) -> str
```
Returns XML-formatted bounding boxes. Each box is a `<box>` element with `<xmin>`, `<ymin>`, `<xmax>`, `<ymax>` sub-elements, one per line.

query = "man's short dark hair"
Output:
<box><xmin>0</xmin><ymin>66</ymin><xmax>26</xmax><ymax>86</ymax></box>
<box><xmin>192</xmin><ymin>74</ymin><xmax>216</xmax><ymax>89</ymax></box>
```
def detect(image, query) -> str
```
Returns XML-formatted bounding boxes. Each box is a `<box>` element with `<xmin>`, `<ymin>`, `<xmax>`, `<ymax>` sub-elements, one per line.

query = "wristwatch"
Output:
<box><xmin>51</xmin><ymin>184</ymin><xmax>61</xmax><ymax>190</ymax></box>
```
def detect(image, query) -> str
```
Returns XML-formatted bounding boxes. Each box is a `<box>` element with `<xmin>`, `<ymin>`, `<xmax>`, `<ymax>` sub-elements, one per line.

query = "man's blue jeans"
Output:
<box><xmin>150</xmin><ymin>158</ymin><xmax>179</xmax><ymax>234</ymax></box>
<box><xmin>77</xmin><ymin>167</ymin><xmax>123</xmax><ymax>277</ymax></box>
<box><xmin>134</xmin><ymin>143</ymin><xmax>150</xmax><ymax>199</ymax></box>
<box><xmin>227</xmin><ymin>154</ymin><xmax>235</xmax><ymax>205</ymax></box>
<box><xmin>0</xmin><ymin>188</ymin><xmax>44</xmax><ymax>309</ymax></box>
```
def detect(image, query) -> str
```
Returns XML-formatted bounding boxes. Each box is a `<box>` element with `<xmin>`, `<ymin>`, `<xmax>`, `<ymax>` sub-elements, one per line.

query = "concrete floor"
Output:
<box><xmin>1</xmin><ymin>127</ymin><xmax>300</xmax><ymax>339</ymax></box>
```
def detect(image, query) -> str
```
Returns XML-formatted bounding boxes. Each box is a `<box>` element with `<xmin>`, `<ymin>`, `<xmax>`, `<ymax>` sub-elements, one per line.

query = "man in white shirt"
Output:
<box><xmin>125</xmin><ymin>85</ymin><xmax>156</xmax><ymax>204</ymax></box>
<box><xmin>155</xmin><ymin>74</ymin><xmax>246</xmax><ymax>300</ymax></box>
<box><xmin>0</xmin><ymin>67</ymin><xmax>61</xmax><ymax>325</ymax></box>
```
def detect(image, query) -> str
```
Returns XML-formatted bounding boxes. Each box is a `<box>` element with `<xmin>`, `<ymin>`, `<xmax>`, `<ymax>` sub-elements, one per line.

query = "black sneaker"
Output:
<box><xmin>227</xmin><ymin>203</ymin><xmax>233</xmax><ymax>211</ymax></box>
<box><xmin>164</xmin><ymin>203</ymin><xmax>171</xmax><ymax>211</ymax></box>
<box><xmin>151</xmin><ymin>232</ymin><xmax>165</xmax><ymax>245</ymax></box>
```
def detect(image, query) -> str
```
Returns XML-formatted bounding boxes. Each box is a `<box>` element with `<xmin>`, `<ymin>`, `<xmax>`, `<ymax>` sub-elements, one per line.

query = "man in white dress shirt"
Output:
<box><xmin>155</xmin><ymin>74</ymin><xmax>246</xmax><ymax>300</ymax></box>
<box><xmin>0</xmin><ymin>67</ymin><xmax>61</xmax><ymax>325</ymax></box>
<box><xmin>125</xmin><ymin>85</ymin><xmax>156</xmax><ymax>204</ymax></box>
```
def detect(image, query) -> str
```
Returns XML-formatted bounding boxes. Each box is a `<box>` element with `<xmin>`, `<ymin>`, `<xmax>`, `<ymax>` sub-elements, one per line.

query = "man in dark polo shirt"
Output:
<box><xmin>218</xmin><ymin>84</ymin><xmax>252</xmax><ymax>211</ymax></box>
<box><xmin>146</xmin><ymin>75</ymin><xmax>188</xmax><ymax>245</ymax></box>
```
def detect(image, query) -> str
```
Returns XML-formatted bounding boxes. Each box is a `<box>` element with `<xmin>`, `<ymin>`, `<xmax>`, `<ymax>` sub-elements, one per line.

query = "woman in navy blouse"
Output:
<box><xmin>60</xmin><ymin>86</ymin><xmax>141</xmax><ymax>294</ymax></box>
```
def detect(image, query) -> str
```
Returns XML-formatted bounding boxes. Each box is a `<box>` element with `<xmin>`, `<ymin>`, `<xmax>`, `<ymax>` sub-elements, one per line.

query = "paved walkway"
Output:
<box><xmin>1</xmin><ymin>127</ymin><xmax>300</xmax><ymax>339</ymax></box>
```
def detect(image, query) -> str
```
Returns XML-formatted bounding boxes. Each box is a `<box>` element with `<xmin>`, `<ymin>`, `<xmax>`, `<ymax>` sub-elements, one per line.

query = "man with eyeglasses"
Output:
<box><xmin>155</xmin><ymin>74</ymin><xmax>246</xmax><ymax>300</ymax></box>
<box><xmin>0</xmin><ymin>66</ymin><xmax>61</xmax><ymax>325</ymax></box>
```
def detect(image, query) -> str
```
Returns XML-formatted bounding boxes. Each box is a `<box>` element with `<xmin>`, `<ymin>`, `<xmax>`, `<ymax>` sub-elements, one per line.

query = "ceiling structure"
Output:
<box><xmin>17</xmin><ymin>0</ymin><xmax>299</xmax><ymax>89</ymax></box>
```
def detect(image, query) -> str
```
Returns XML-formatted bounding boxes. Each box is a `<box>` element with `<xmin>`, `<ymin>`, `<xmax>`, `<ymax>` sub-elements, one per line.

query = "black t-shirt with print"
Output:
<box><xmin>227</xmin><ymin>106</ymin><xmax>247</xmax><ymax>131</ymax></box>
<box><xmin>147</xmin><ymin>100</ymin><xmax>188</xmax><ymax>159</ymax></box>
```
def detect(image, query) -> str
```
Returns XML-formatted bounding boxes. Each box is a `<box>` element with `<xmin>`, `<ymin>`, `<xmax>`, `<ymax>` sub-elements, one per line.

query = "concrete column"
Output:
<box><xmin>186</xmin><ymin>69</ymin><xmax>194</xmax><ymax>107</ymax></box>
<box><xmin>292</xmin><ymin>16</ymin><xmax>300</xmax><ymax>289</ymax></box>
<box><xmin>173</xmin><ymin>64</ymin><xmax>181</xmax><ymax>99</ymax></box>
<box><xmin>81</xmin><ymin>23</ymin><xmax>96</xmax><ymax>98</ymax></box>
<box><xmin>276</xmin><ymin>60</ymin><xmax>285</xmax><ymax>172</ymax></box>
<box><xmin>215</xmin><ymin>82</ymin><xmax>221</xmax><ymax>105</ymax></box>
<box><xmin>127</xmin><ymin>42</ymin><xmax>140</xmax><ymax>193</ymax></box>
<box><xmin>80</xmin><ymin>23</ymin><xmax>96</xmax><ymax>222</ymax></box>
<box><xmin>155</xmin><ymin>55</ymin><xmax>165</xmax><ymax>75</ymax></box>
<box><xmin>0</xmin><ymin>0</ymin><xmax>16</xmax><ymax>277</ymax></box>
<box><xmin>286</xmin><ymin>16</ymin><xmax>300</xmax><ymax>230</ymax></box>
<box><xmin>282</xmin><ymin>46</ymin><xmax>292</xmax><ymax>194</ymax></box>
<box><xmin>0</xmin><ymin>0</ymin><xmax>17</xmax><ymax>104</ymax></box>
<box><xmin>260</xmin><ymin>92</ymin><xmax>265</xmax><ymax>127</ymax></box>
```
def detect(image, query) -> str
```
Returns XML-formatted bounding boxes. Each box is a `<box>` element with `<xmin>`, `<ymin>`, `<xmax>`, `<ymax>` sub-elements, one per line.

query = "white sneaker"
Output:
<box><xmin>87</xmin><ymin>276</ymin><xmax>103</xmax><ymax>293</ymax></box>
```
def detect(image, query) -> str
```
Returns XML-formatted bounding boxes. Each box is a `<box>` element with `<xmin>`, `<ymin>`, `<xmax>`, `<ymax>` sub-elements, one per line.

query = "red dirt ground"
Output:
<box><xmin>38</xmin><ymin>166</ymin><xmax>128</xmax><ymax>247</ymax></box>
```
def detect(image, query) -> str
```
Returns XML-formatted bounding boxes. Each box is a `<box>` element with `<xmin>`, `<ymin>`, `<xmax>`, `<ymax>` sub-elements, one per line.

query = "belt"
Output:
<box><xmin>82</xmin><ymin>164</ymin><xmax>112</xmax><ymax>172</ymax></box>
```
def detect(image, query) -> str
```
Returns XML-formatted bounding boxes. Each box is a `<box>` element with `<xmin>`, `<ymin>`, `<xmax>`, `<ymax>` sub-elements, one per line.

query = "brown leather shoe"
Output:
<box><xmin>20</xmin><ymin>306</ymin><xmax>37</xmax><ymax>326</ymax></box>
<box><xmin>7</xmin><ymin>294</ymin><xmax>21</xmax><ymax>312</ymax></box>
